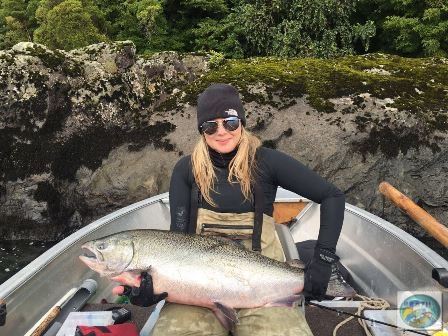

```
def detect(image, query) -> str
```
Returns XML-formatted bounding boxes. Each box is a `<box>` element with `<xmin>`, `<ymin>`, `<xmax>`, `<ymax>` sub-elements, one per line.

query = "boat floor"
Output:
<box><xmin>82</xmin><ymin>302</ymin><xmax>366</xmax><ymax>335</ymax></box>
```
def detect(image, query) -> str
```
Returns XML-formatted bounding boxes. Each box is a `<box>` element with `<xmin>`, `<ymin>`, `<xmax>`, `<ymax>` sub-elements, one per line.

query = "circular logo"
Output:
<box><xmin>400</xmin><ymin>294</ymin><xmax>441</xmax><ymax>328</ymax></box>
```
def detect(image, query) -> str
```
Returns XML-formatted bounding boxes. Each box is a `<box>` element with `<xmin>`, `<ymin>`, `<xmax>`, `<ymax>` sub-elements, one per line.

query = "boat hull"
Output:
<box><xmin>0</xmin><ymin>189</ymin><xmax>447</xmax><ymax>335</ymax></box>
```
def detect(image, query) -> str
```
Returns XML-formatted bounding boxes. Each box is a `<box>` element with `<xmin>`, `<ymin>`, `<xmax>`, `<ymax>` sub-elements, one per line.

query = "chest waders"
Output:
<box><xmin>152</xmin><ymin>179</ymin><xmax>313</xmax><ymax>336</ymax></box>
<box><xmin>188</xmin><ymin>182</ymin><xmax>285</xmax><ymax>262</ymax></box>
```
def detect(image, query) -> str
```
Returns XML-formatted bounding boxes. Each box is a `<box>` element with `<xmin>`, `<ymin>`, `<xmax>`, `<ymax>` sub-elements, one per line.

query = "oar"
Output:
<box><xmin>378</xmin><ymin>181</ymin><xmax>448</xmax><ymax>248</ymax></box>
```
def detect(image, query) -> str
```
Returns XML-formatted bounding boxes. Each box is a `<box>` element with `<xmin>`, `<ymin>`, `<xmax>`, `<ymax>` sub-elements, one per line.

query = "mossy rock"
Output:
<box><xmin>169</xmin><ymin>53</ymin><xmax>447</xmax><ymax>132</ymax></box>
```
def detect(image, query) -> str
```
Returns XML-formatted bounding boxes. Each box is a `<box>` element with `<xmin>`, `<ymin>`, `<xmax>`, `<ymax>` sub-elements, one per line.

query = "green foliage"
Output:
<box><xmin>34</xmin><ymin>0</ymin><xmax>108</xmax><ymax>50</ymax></box>
<box><xmin>180</xmin><ymin>0</ymin><xmax>228</xmax><ymax>13</ymax></box>
<box><xmin>2</xmin><ymin>0</ymin><xmax>445</xmax><ymax>58</ymax></box>
<box><xmin>355</xmin><ymin>0</ymin><xmax>448</xmax><ymax>56</ymax></box>
<box><xmin>158</xmin><ymin>0</ymin><xmax>230</xmax><ymax>52</ymax></box>
<box><xmin>227</xmin><ymin>0</ymin><xmax>376</xmax><ymax>58</ymax></box>
<box><xmin>94</xmin><ymin>0</ymin><xmax>169</xmax><ymax>53</ymax></box>
<box><xmin>124</xmin><ymin>0</ymin><xmax>163</xmax><ymax>39</ymax></box>
<box><xmin>192</xmin><ymin>15</ymin><xmax>244</xmax><ymax>58</ymax></box>
<box><xmin>0</xmin><ymin>0</ymin><xmax>39</xmax><ymax>48</ymax></box>
<box><xmin>208</xmin><ymin>50</ymin><xmax>226</xmax><ymax>68</ymax></box>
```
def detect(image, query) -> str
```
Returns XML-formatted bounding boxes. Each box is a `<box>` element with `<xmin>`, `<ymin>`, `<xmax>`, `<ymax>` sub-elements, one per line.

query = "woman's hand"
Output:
<box><xmin>111</xmin><ymin>271</ymin><xmax>168</xmax><ymax>306</ymax></box>
<box><xmin>111</xmin><ymin>271</ymin><xmax>142</xmax><ymax>294</ymax></box>
<box><xmin>303</xmin><ymin>248</ymin><xmax>339</xmax><ymax>301</ymax></box>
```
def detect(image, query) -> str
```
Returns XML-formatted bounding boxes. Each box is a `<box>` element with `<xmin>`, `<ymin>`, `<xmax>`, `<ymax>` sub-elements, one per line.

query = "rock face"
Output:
<box><xmin>0</xmin><ymin>41</ymin><xmax>447</xmax><ymax>243</ymax></box>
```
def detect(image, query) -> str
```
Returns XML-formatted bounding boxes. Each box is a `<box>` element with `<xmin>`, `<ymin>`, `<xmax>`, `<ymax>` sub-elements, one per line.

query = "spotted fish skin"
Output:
<box><xmin>79</xmin><ymin>229</ymin><xmax>354</xmax><ymax>328</ymax></box>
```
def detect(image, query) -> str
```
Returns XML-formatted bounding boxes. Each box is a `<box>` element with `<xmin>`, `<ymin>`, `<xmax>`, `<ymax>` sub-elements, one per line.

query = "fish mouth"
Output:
<box><xmin>79</xmin><ymin>244</ymin><xmax>103</xmax><ymax>264</ymax></box>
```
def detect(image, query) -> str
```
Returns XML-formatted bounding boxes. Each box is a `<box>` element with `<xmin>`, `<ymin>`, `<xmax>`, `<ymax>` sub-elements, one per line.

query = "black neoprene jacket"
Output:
<box><xmin>169</xmin><ymin>146</ymin><xmax>345</xmax><ymax>252</ymax></box>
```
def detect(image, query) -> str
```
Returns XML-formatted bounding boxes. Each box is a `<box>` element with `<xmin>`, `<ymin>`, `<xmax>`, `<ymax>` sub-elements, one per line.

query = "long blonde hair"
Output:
<box><xmin>191</xmin><ymin>128</ymin><xmax>261</xmax><ymax>206</ymax></box>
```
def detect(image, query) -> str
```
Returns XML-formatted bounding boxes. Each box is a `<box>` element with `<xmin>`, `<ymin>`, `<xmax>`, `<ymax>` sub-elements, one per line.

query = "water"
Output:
<box><xmin>0</xmin><ymin>240</ymin><xmax>56</xmax><ymax>285</ymax></box>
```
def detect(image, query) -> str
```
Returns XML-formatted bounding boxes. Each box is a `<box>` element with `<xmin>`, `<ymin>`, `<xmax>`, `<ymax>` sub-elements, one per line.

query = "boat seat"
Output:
<box><xmin>275</xmin><ymin>224</ymin><xmax>300</xmax><ymax>261</ymax></box>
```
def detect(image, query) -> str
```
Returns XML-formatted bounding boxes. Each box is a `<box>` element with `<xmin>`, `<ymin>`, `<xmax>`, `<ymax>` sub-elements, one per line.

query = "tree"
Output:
<box><xmin>160</xmin><ymin>0</ymin><xmax>230</xmax><ymax>51</ymax></box>
<box><xmin>94</xmin><ymin>0</ymin><xmax>168</xmax><ymax>53</ymax></box>
<box><xmin>34</xmin><ymin>0</ymin><xmax>108</xmax><ymax>50</ymax></box>
<box><xmin>227</xmin><ymin>0</ymin><xmax>376</xmax><ymax>58</ymax></box>
<box><xmin>0</xmin><ymin>0</ymin><xmax>40</xmax><ymax>48</ymax></box>
<box><xmin>193</xmin><ymin>15</ymin><xmax>244</xmax><ymax>58</ymax></box>
<box><xmin>355</xmin><ymin>0</ymin><xmax>448</xmax><ymax>56</ymax></box>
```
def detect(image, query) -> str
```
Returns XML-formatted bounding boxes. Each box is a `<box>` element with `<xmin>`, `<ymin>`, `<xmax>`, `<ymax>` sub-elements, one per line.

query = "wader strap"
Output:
<box><xmin>189</xmin><ymin>182</ymin><xmax>200</xmax><ymax>234</ymax></box>
<box><xmin>252</xmin><ymin>179</ymin><xmax>263</xmax><ymax>252</ymax></box>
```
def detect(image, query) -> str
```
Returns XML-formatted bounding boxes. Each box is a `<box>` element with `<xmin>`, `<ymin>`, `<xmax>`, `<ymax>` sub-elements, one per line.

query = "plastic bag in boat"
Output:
<box><xmin>75</xmin><ymin>323</ymin><xmax>139</xmax><ymax>336</ymax></box>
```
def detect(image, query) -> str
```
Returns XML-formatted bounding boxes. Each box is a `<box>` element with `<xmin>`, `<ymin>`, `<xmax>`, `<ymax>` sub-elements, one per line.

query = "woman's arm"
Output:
<box><xmin>259</xmin><ymin>147</ymin><xmax>345</xmax><ymax>252</ymax></box>
<box><xmin>259</xmin><ymin>147</ymin><xmax>345</xmax><ymax>300</ymax></box>
<box><xmin>169</xmin><ymin>156</ymin><xmax>193</xmax><ymax>232</ymax></box>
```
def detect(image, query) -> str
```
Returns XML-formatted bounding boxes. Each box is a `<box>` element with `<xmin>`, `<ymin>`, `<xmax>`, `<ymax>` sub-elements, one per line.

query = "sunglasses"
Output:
<box><xmin>200</xmin><ymin>117</ymin><xmax>241</xmax><ymax>135</ymax></box>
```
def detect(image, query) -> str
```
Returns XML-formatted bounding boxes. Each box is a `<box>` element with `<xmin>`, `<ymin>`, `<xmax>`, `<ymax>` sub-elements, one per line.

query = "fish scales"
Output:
<box><xmin>90</xmin><ymin>230</ymin><xmax>301</xmax><ymax>308</ymax></box>
<box><xmin>79</xmin><ymin>229</ymin><xmax>355</xmax><ymax>328</ymax></box>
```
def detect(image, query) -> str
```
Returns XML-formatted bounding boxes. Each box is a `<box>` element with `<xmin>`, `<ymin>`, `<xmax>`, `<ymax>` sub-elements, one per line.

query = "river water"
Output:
<box><xmin>0</xmin><ymin>240</ymin><xmax>56</xmax><ymax>285</ymax></box>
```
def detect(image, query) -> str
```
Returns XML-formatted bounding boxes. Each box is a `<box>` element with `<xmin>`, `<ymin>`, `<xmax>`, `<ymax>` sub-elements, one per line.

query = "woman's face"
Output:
<box><xmin>203</xmin><ymin>118</ymin><xmax>242</xmax><ymax>153</ymax></box>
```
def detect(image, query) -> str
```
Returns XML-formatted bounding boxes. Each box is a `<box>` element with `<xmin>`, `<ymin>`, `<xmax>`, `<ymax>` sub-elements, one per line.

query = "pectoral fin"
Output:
<box><xmin>212</xmin><ymin>302</ymin><xmax>239</xmax><ymax>331</ymax></box>
<box><xmin>264</xmin><ymin>294</ymin><xmax>304</xmax><ymax>308</ymax></box>
<box><xmin>111</xmin><ymin>270</ymin><xmax>143</xmax><ymax>287</ymax></box>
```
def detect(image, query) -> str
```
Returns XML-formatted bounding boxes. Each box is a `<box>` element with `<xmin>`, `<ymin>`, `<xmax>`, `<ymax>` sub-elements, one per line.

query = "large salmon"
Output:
<box><xmin>79</xmin><ymin>229</ymin><xmax>354</xmax><ymax>328</ymax></box>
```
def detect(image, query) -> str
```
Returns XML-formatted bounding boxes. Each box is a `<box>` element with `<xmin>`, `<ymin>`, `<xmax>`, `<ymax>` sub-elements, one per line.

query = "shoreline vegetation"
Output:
<box><xmin>1</xmin><ymin>0</ymin><xmax>447</xmax><ymax>58</ymax></box>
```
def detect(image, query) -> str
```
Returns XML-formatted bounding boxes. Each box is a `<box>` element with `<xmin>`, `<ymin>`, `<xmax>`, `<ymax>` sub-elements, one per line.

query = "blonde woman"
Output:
<box><xmin>115</xmin><ymin>83</ymin><xmax>345</xmax><ymax>335</ymax></box>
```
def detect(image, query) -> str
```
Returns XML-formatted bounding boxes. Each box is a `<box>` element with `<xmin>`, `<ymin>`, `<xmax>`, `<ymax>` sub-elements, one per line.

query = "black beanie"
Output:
<box><xmin>197</xmin><ymin>83</ymin><xmax>246</xmax><ymax>132</ymax></box>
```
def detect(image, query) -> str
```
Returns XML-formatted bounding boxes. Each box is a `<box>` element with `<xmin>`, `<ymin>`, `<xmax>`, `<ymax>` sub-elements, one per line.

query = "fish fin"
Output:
<box><xmin>264</xmin><ymin>294</ymin><xmax>304</xmax><ymax>308</ymax></box>
<box><xmin>286</xmin><ymin>259</ymin><xmax>306</xmax><ymax>269</ymax></box>
<box><xmin>212</xmin><ymin>302</ymin><xmax>239</xmax><ymax>331</ymax></box>
<box><xmin>111</xmin><ymin>270</ymin><xmax>144</xmax><ymax>287</ymax></box>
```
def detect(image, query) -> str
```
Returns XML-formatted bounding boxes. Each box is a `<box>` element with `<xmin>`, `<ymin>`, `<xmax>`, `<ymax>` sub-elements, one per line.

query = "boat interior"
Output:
<box><xmin>0</xmin><ymin>188</ymin><xmax>447</xmax><ymax>335</ymax></box>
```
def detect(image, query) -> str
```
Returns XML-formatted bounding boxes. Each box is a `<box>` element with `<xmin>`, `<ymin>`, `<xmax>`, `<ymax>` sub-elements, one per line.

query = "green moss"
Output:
<box><xmin>0</xmin><ymin>52</ymin><xmax>14</xmax><ymax>65</ymax></box>
<box><xmin>112</xmin><ymin>41</ymin><xmax>134</xmax><ymax>53</ymax></box>
<box><xmin>168</xmin><ymin>53</ymin><xmax>447</xmax><ymax>132</ymax></box>
<box><xmin>155</xmin><ymin>53</ymin><xmax>446</xmax><ymax>158</ymax></box>
<box><xmin>25</xmin><ymin>44</ymin><xmax>66</xmax><ymax>69</ymax></box>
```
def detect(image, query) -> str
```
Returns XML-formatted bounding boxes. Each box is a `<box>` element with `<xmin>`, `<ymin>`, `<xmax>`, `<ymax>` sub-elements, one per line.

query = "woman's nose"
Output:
<box><xmin>216</xmin><ymin>121</ymin><xmax>227</xmax><ymax>134</ymax></box>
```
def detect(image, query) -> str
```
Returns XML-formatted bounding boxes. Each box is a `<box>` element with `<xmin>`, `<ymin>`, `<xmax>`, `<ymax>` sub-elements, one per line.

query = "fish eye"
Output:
<box><xmin>96</xmin><ymin>242</ymin><xmax>107</xmax><ymax>250</ymax></box>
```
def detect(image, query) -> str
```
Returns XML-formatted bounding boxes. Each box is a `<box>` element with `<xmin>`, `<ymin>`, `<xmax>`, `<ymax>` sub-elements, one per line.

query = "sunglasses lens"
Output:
<box><xmin>201</xmin><ymin>121</ymin><xmax>218</xmax><ymax>135</ymax></box>
<box><xmin>200</xmin><ymin>118</ymin><xmax>240</xmax><ymax>135</ymax></box>
<box><xmin>223</xmin><ymin>118</ymin><xmax>240</xmax><ymax>131</ymax></box>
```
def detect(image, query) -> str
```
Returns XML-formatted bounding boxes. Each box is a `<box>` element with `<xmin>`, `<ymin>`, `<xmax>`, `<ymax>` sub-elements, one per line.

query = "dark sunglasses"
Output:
<box><xmin>200</xmin><ymin>117</ymin><xmax>241</xmax><ymax>135</ymax></box>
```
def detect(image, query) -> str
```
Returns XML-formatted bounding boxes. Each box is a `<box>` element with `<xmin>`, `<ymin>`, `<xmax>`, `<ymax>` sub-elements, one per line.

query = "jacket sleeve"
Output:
<box><xmin>261</xmin><ymin>148</ymin><xmax>345</xmax><ymax>252</ymax></box>
<box><xmin>169</xmin><ymin>156</ymin><xmax>192</xmax><ymax>232</ymax></box>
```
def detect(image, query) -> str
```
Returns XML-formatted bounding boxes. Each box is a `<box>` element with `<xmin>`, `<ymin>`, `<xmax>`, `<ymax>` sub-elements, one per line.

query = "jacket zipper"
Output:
<box><xmin>201</xmin><ymin>223</ymin><xmax>254</xmax><ymax>230</ymax></box>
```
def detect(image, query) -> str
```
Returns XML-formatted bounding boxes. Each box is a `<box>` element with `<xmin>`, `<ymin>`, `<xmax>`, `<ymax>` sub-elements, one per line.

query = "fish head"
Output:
<box><xmin>79</xmin><ymin>234</ymin><xmax>134</xmax><ymax>277</ymax></box>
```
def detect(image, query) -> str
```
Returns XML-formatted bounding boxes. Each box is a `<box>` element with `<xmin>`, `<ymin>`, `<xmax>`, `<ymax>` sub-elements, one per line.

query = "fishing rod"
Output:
<box><xmin>306</xmin><ymin>301</ymin><xmax>430</xmax><ymax>336</ymax></box>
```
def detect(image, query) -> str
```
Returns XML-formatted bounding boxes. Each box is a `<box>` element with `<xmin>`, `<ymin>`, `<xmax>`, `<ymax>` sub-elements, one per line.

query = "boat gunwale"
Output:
<box><xmin>1</xmin><ymin>188</ymin><xmax>447</xmax><ymax>302</ymax></box>
<box><xmin>343</xmin><ymin>203</ymin><xmax>448</xmax><ymax>269</ymax></box>
<box><xmin>276</xmin><ymin>186</ymin><xmax>447</xmax><ymax>269</ymax></box>
<box><xmin>0</xmin><ymin>192</ymin><xmax>170</xmax><ymax>300</ymax></box>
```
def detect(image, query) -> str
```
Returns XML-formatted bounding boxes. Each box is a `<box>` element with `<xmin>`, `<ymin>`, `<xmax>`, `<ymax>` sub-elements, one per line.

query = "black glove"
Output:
<box><xmin>122</xmin><ymin>271</ymin><xmax>168</xmax><ymax>307</ymax></box>
<box><xmin>303</xmin><ymin>248</ymin><xmax>339</xmax><ymax>301</ymax></box>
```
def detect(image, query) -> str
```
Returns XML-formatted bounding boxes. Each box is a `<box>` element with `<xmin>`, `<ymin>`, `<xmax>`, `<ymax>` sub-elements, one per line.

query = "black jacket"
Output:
<box><xmin>169</xmin><ymin>146</ymin><xmax>345</xmax><ymax>252</ymax></box>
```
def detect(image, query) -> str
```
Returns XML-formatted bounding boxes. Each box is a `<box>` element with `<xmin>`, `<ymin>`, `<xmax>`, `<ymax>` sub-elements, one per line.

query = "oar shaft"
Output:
<box><xmin>379</xmin><ymin>181</ymin><xmax>448</xmax><ymax>248</ymax></box>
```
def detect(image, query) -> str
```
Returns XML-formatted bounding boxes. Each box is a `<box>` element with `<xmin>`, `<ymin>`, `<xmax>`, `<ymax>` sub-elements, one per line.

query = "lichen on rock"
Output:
<box><xmin>0</xmin><ymin>42</ymin><xmax>447</xmax><ymax>243</ymax></box>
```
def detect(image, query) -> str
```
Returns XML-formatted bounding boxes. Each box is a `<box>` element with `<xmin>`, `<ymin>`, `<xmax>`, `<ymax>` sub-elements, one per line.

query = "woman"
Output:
<box><xmin>116</xmin><ymin>83</ymin><xmax>345</xmax><ymax>335</ymax></box>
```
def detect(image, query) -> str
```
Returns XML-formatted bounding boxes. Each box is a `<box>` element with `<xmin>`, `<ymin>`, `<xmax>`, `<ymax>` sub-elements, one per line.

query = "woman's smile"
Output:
<box><xmin>204</xmin><ymin>118</ymin><xmax>241</xmax><ymax>153</ymax></box>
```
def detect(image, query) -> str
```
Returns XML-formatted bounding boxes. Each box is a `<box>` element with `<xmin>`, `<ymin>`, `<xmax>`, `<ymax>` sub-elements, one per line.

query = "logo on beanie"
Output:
<box><xmin>225</xmin><ymin>109</ymin><xmax>239</xmax><ymax>117</ymax></box>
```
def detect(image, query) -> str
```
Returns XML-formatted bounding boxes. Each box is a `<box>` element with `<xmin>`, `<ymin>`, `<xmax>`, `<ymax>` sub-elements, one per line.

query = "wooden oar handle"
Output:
<box><xmin>379</xmin><ymin>181</ymin><xmax>448</xmax><ymax>248</ymax></box>
<box><xmin>30</xmin><ymin>306</ymin><xmax>61</xmax><ymax>336</ymax></box>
